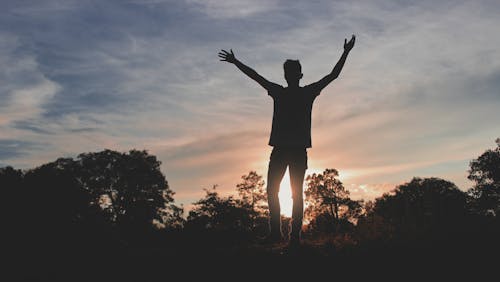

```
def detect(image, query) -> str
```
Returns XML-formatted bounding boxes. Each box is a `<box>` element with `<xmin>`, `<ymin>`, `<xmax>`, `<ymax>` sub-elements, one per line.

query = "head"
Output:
<box><xmin>283</xmin><ymin>59</ymin><xmax>303</xmax><ymax>86</ymax></box>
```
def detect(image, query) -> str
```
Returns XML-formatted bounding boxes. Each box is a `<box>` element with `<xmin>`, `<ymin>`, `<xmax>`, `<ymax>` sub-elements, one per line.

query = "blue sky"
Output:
<box><xmin>1</xmin><ymin>0</ymin><xmax>499</xmax><ymax>210</ymax></box>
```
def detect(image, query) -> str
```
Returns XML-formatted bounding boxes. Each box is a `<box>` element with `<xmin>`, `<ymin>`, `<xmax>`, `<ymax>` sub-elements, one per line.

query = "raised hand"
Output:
<box><xmin>218</xmin><ymin>49</ymin><xmax>236</xmax><ymax>64</ymax></box>
<box><xmin>344</xmin><ymin>35</ymin><xmax>355</xmax><ymax>52</ymax></box>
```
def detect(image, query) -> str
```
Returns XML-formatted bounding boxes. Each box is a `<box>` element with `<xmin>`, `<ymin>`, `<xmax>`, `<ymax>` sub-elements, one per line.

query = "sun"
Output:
<box><xmin>278</xmin><ymin>169</ymin><xmax>293</xmax><ymax>217</ymax></box>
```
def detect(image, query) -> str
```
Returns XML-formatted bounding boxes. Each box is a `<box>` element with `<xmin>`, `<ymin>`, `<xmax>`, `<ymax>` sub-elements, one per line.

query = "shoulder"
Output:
<box><xmin>267</xmin><ymin>83</ymin><xmax>284</xmax><ymax>97</ymax></box>
<box><xmin>303</xmin><ymin>83</ymin><xmax>322</xmax><ymax>98</ymax></box>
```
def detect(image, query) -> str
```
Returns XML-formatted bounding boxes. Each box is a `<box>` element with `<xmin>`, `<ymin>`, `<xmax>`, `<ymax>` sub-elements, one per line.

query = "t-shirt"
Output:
<box><xmin>268</xmin><ymin>83</ymin><xmax>322</xmax><ymax>148</ymax></box>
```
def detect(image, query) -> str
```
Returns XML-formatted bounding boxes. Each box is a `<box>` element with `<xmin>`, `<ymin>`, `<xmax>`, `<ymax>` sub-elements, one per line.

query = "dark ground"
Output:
<box><xmin>3</xmin><ymin>237</ymin><xmax>497</xmax><ymax>282</ymax></box>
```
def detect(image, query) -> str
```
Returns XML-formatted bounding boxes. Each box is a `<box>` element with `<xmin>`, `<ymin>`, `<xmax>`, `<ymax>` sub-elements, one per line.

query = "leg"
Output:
<box><xmin>266</xmin><ymin>148</ymin><xmax>287</xmax><ymax>238</ymax></box>
<box><xmin>289</xmin><ymin>149</ymin><xmax>307</xmax><ymax>241</ymax></box>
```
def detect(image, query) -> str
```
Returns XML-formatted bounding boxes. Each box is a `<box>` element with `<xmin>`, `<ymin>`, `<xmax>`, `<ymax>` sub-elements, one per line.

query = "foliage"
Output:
<box><xmin>3</xmin><ymin>141</ymin><xmax>500</xmax><ymax>264</ymax></box>
<box><xmin>367</xmin><ymin>177</ymin><xmax>467</xmax><ymax>240</ymax></box>
<box><xmin>236</xmin><ymin>170</ymin><xmax>268</xmax><ymax>216</ymax></box>
<box><xmin>236</xmin><ymin>171</ymin><xmax>269</xmax><ymax>235</ymax></box>
<box><xmin>1</xmin><ymin>149</ymin><xmax>184</xmax><ymax>250</ymax></box>
<box><xmin>304</xmin><ymin>168</ymin><xmax>362</xmax><ymax>234</ymax></box>
<box><xmin>185</xmin><ymin>186</ymin><xmax>254</xmax><ymax>243</ymax></box>
<box><xmin>467</xmin><ymin>138</ymin><xmax>500</xmax><ymax>217</ymax></box>
<box><xmin>73</xmin><ymin>149</ymin><xmax>181</xmax><ymax>231</ymax></box>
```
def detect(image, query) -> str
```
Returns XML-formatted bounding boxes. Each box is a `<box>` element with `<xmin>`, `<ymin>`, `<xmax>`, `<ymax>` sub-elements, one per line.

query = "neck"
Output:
<box><xmin>287</xmin><ymin>82</ymin><xmax>300</xmax><ymax>88</ymax></box>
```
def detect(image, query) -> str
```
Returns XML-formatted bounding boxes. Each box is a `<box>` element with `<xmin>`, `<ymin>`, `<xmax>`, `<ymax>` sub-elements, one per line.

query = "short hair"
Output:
<box><xmin>283</xmin><ymin>59</ymin><xmax>302</xmax><ymax>74</ymax></box>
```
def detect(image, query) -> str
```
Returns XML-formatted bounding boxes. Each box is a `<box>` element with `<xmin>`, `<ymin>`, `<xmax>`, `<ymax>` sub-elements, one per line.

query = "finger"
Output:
<box><xmin>221</xmin><ymin>49</ymin><xmax>230</xmax><ymax>54</ymax></box>
<box><xmin>219</xmin><ymin>58</ymin><xmax>227</xmax><ymax>62</ymax></box>
<box><xmin>218</xmin><ymin>54</ymin><xmax>226</xmax><ymax>58</ymax></box>
<box><xmin>345</xmin><ymin>38</ymin><xmax>347</xmax><ymax>45</ymax></box>
<box><xmin>230</xmin><ymin>49</ymin><xmax>234</xmax><ymax>55</ymax></box>
<box><xmin>218</xmin><ymin>53</ymin><xmax>227</xmax><ymax>57</ymax></box>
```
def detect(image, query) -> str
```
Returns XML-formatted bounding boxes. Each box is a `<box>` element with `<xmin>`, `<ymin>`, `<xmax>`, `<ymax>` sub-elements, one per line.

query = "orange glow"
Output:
<box><xmin>278</xmin><ymin>169</ymin><xmax>293</xmax><ymax>217</ymax></box>
<box><xmin>278</xmin><ymin>167</ymin><xmax>315</xmax><ymax>218</ymax></box>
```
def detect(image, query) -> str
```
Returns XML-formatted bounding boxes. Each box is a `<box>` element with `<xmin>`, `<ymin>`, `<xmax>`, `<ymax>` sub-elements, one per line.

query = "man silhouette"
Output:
<box><xmin>219</xmin><ymin>35</ymin><xmax>355</xmax><ymax>247</ymax></box>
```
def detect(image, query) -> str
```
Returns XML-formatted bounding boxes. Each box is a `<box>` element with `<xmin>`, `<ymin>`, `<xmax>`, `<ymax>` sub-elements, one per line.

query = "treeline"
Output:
<box><xmin>1</xmin><ymin>139</ymin><xmax>499</xmax><ymax>257</ymax></box>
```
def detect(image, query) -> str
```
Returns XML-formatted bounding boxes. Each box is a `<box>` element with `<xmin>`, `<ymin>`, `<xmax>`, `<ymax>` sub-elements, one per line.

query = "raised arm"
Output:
<box><xmin>311</xmin><ymin>35</ymin><xmax>355</xmax><ymax>92</ymax></box>
<box><xmin>218</xmin><ymin>49</ymin><xmax>277</xmax><ymax>91</ymax></box>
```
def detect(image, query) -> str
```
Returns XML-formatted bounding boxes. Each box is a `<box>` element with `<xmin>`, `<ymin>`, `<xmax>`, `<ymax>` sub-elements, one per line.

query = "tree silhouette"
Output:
<box><xmin>186</xmin><ymin>186</ymin><xmax>253</xmax><ymax>243</ymax></box>
<box><xmin>236</xmin><ymin>171</ymin><xmax>267</xmax><ymax>215</ymax></box>
<box><xmin>467</xmin><ymin>138</ymin><xmax>500</xmax><ymax>217</ymax></box>
<box><xmin>185</xmin><ymin>172</ymin><xmax>270</xmax><ymax>242</ymax></box>
<box><xmin>367</xmin><ymin>177</ymin><xmax>467</xmax><ymax>241</ymax></box>
<box><xmin>355</xmin><ymin>201</ymin><xmax>395</xmax><ymax>244</ymax></box>
<box><xmin>3</xmin><ymin>149</ymin><xmax>183</xmax><ymax>251</ymax></box>
<box><xmin>304</xmin><ymin>168</ymin><xmax>362</xmax><ymax>234</ymax></box>
<box><xmin>16</xmin><ymin>157</ymin><xmax>99</xmax><ymax>255</ymax></box>
<box><xmin>74</xmin><ymin>149</ymin><xmax>183</xmax><ymax>236</ymax></box>
<box><xmin>236</xmin><ymin>171</ymin><xmax>268</xmax><ymax>235</ymax></box>
<box><xmin>1</xmin><ymin>166</ymin><xmax>29</xmax><ymax>252</ymax></box>
<box><xmin>3</xmin><ymin>145</ymin><xmax>500</xmax><ymax>281</ymax></box>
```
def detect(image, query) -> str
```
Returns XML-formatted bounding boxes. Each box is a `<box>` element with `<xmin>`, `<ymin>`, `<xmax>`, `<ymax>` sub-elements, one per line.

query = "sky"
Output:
<box><xmin>1</xmin><ymin>0</ymin><xmax>499</xmax><ymax>214</ymax></box>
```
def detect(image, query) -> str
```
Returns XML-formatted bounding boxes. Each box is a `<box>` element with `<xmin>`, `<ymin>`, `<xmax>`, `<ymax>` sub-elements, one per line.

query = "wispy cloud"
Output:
<box><xmin>0</xmin><ymin>139</ymin><xmax>46</xmax><ymax>161</ymax></box>
<box><xmin>186</xmin><ymin>0</ymin><xmax>281</xmax><ymax>19</ymax></box>
<box><xmin>0</xmin><ymin>34</ymin><xmax>60</xmax><ymax>128</ymax></box>
<box><xmin>0</xmin><ymin>0</ymin><xmax>499</xmax><ymax>208</ymax></box>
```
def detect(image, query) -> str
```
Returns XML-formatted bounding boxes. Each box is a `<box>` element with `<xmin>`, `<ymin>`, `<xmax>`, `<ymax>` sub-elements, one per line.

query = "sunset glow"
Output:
<box><xmin>2</xmin><ymin>2</ymin><xmax>499</xmax><ymax>281</ymax></box>
<box><xmin>278</xmin><ymin>169</ymin><xmax>293</xmax><ymax>217</ymax></box>
<box><xmin>0</xmin><ymin>0</ymin><xmax>499</xmax><ymax>213</ymax></box>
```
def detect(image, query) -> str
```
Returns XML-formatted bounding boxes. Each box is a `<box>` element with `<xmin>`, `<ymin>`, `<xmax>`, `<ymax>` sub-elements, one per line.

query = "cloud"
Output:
<box><xmin>0</xmin><ymin>139</ymin><xmax>46</xmax><ymax>160</ymax></box>
<box><xmin>185</xmin><ymin>0</ymin><xmax>280</xmax><ymax>19</ymax></box>
<box><xmin>347</xmin><ymin>183</ymin><xmax>397</xmax><ymax>201</ymax></box>
<box><xmin>154</xmin><ymin>130</ymin><xmax>270</xmax><ymax>203</ymax></box>
<box><xmin>0</xmin><ymin>34</ymin><xmax>60</xmax><ymax>128</ymax></box>
<box><xmin>0</xmin><ymin>0</ymin><xmax>499</xmax><ymax>209</ymax></box>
